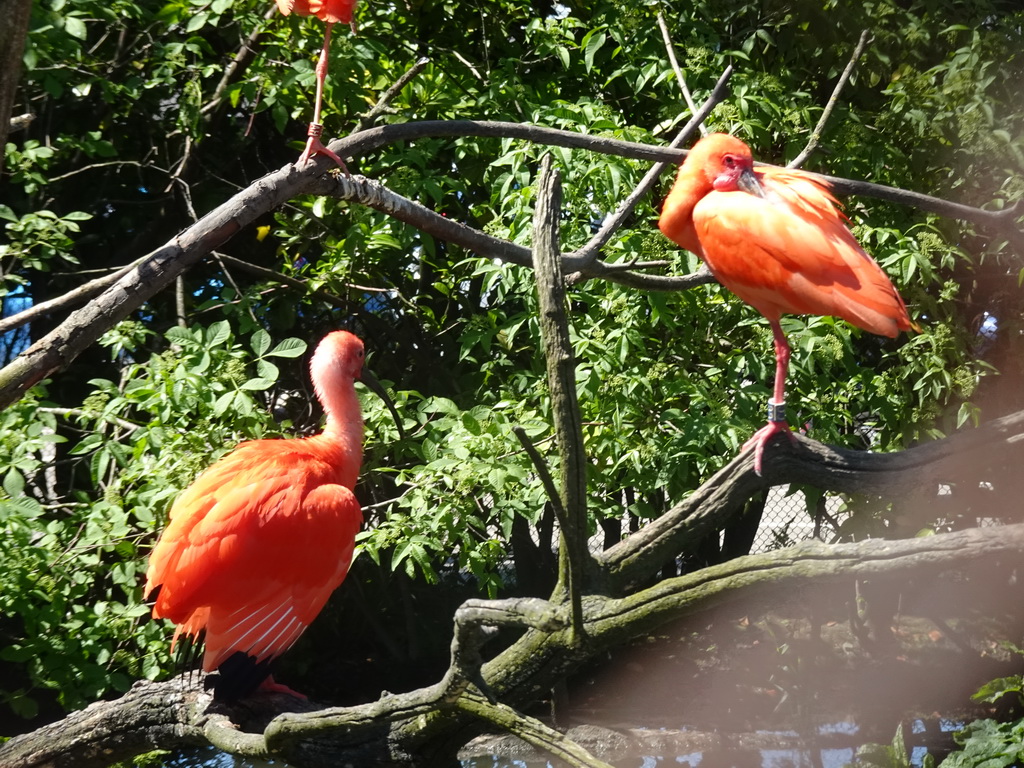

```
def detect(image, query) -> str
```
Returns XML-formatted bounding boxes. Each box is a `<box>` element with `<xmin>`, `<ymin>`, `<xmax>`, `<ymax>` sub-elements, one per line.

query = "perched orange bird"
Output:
<box><xmin>275</xmin><ymin>0</ymin><xmax>359</xmax><ymax>169</ymax></box>
<box><xmin>658</xmin><ymin>133</ymin><xmax>917</xmax><ymax>474</ymax></box>
<box><xmin>145</xmin><ymin>330</ymin><xmax>380</xmax><ymax>699</ymax></box>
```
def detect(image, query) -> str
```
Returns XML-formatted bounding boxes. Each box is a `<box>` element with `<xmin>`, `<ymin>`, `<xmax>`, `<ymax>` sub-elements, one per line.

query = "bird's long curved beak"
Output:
<box><xmin>359</xmin><ymin>366</ymin><xmax>406</xmax><ymax>440</ymax></box>
<box><xmin>736</xmin><ymin>167</ymin><xmax>767</xmax><ymax>199</ymax></box>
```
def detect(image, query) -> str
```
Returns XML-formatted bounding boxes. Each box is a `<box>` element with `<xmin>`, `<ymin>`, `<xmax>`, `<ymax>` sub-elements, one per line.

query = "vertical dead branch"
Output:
<box><xmin>0</xmin><ymin>0</ymin><xmax>33</xmax><ymax>155</ymax></box>
<box><xmin>531</xmin><ymin>154</ymin><xmax>591</xmax><ymax>644</ymax></box>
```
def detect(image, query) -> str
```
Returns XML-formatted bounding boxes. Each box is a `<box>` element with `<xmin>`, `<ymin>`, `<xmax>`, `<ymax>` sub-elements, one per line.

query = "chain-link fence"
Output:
<box><xmin>750</xmin><ymin>485</ymin><xmax>846</xmax><ymax>553</ymax></box>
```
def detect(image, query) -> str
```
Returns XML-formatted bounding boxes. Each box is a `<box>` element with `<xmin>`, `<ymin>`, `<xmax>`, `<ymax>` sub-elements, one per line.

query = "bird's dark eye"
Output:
<box><xmin>723</xmin><ymin>155</ymin><xmax>736</xmax><ymax>168</ymax></box>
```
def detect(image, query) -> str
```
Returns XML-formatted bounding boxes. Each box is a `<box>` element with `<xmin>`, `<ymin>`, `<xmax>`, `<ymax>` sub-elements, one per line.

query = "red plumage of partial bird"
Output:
<box><xmin>275</xmin><ymin>0</ymin><xmax>359</xmax><ymax>169</ymax></box>
<box><xmin>145</xmin><ymin>330</ymin><xmax>369</xmax><ymax>699</ymax></box>
<box><xmin>658</xmin><ymin>133</ymin><xmax>917</xmax><ymax>475</ymax></box>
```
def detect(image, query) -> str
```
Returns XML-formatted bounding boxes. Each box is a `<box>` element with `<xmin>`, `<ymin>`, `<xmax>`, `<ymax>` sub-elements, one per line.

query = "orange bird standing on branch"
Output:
<box><xmin>658</xmin><ymin>133</ymin><xmax>917</xmax><ymax>475</ymax></box>
<box><xmin>275</xmin><ymin>0</ymin><xmax>359</xmax><ymax>169</ymax></box>
<box><xmin>145</xmin><ymin>331</ymin><xmax>387</xmax><ymax>699</ymax></box>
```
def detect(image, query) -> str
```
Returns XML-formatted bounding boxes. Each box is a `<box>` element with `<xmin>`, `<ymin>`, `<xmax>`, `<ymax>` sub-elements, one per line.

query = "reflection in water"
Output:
<box><xmin>170</xmin><ymin>716</ymin><xmax>962</xmax><ymax>767</ymax></box>
<box><xmin>164</xmin><ymin>746</ymin><xmax>284</xmax><ymax>767</ymax></box>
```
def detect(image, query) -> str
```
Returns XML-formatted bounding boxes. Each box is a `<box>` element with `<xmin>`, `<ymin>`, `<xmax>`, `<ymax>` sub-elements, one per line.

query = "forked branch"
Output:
<box><xmin>2</xmin><ymin>102</ymin><xmax>1019</xmax><ymax>409</ymax></box>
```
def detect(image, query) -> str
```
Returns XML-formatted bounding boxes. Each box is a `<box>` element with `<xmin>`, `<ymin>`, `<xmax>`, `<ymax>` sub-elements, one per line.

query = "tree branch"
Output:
<box><xmin>6</xmin><ymin>407</ymin><xmax>1024</xmax><ymax>767</ymax></box>
<box><xmin>200</xmin><ymin>6</ymin><xmax>277</xmax><ymax>118</ymax></box>
<box><xmin>0</xmin><ymin>258</ymin><xmax>142</xmax><ymax>337</ymax></box>
<box><xmin>456</xmin><ymin>689</ymin><xmax>616</xmax><ymax>768</ymax></box>
<box><xmin>354</xmin><ymin>57</ymin><xmax>431</xmax><ymax>132</ymax></box>
<box><xmin>531</xmin><ymin>154</ymin><xmax>592</xmax><ymax>642</ymax></box>
<box><xmin>570</xmin><ymin>66</ymin><xmax>732</xmax><ymax>269</ymax></box>
<box><xmin>655</xmin><ymin>9</ymin><xmax>708</xmax><ymax>138</ymax></box>
<box><xmin>599</xmin><ymin>407</ymin><xmax>1024</xmax><ymax>592</ymax></box>
<box><xmin>1</xmin><ymin>117</ymin><xmax>1017</xmax><ymax>410</ymax></box>
<box><xmin>214</xmin><ymin>253</ymin><xmax>356</xmax><ymax>309</ymax></box>
<box><xmin>321</xmin><ymin>119</ymin><xmax>1022</xmax><ymax>231</ymax></box>
<box><xmin>788</xmin><ymin>30</ymin><xmax>871</xmax><ymax>170</ymax></box>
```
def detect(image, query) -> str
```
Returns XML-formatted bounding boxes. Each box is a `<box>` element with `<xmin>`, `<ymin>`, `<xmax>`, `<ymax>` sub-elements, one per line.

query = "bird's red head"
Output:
<box><xmin>311</xmin><ymin>330</ymin><xmax>365</xmax><ymax>390</ymax></box>
<box><xmin>685</xmin><ymin>133</ymin><xmax>759</xmax><ymax>193</ymax></box>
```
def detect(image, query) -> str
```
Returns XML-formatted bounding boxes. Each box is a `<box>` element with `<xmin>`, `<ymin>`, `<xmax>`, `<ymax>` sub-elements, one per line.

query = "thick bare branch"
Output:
<box><xmin>600</xmin><ymin>407</ymin><xmax>1024</xmax><ymax>591</ymax></box>
<box><xmin>0</xmin><ymin>165</ymin><xmax>330</xmax><ymax>409</ymax></box>
<box><xmin>0</xmin><ymin>676</ymin><xmax>207</xmax><ymax>768</ymax></box>
<box><xmin>0</xmin><ymin>0</ymin><xmax>32</xmax><ymax>154</ymax></box>
<box><xmin>457</xmin><ymin>689</ymin><xmax>616</xmax><ymax>768</ymax></box>
<box><xmin>323</xmin><ymin>119</ymin><xmax>1021</xmax><ymax>231</ymax></box>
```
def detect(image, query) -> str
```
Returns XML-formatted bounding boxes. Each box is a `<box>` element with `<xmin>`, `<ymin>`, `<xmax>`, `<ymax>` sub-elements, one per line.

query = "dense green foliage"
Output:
<box><xmin>1</xmin><ymin>0</ymin><xmax>1022</xmax><ymax>727</ymax></box>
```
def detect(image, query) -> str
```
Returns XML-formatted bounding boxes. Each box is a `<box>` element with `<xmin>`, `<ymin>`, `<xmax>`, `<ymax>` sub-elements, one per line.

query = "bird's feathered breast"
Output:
<box><xmin>145</xmin><ymin>435</ymin><xmax>362</xmax><ymax>644</ymax></box>
<box><xmin>691</xmin><ymin>169</ymin><xmax>915</xmax><ymax>336</ymax></box>
<box><xmin>276</xmin><ymin>0</ymin><xmax>358</xmax><ymax>24</ymax></box>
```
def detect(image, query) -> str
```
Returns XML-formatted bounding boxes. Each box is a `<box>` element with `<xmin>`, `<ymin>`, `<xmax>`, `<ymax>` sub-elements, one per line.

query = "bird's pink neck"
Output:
<box><xmin>312</xmin><ymin>364</ymin><xmax>364</xmax><ymax>488</ymax></box>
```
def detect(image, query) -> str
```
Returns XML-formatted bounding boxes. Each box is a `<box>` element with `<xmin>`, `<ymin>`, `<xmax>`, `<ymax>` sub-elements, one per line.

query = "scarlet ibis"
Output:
<box><xmin>275</xmin><ymin>0</ymin><xmax>359</xmax><ymax>169</ymax></box>
<box><xmin>658</xmin><ymin>133</ymin><xmax>917</xmax><ymax>475</ymax></box>
<box><xmin>145</xmin><ymin>330</ymin><xmax>387</xmax><ymax>699</ymax></box>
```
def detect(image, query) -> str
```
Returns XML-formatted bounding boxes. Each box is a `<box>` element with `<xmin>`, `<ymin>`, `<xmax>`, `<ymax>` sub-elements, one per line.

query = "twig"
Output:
<box><xmin>211</xmin><ymin>251</ymin><xmax>259</xmax><ymax>325</ymax></box>
<box><xmin>0</xmin><ymin>257</ymin><xmax>143</xmax><ymax>336</ymax></box>
<box><xmin>788</xmin><ymin>29</ymin><xmax>871</xmax><ymax>169</ymax></box>
<box><xmin>354</xmin><ymin>57</ymin><xmax>431</xmax><ymax>132</ymax></box>
<box><xmin>37</xmin><ymin>406</ymin><xmax>139</xmax><ymax>432</ymax></box>
<box><xmin>656</xmin><ymin>9</ymin><xmax>707</xmax><ymax>137</ymax></box>
<box><xmin>215</xmin><ymin>252</ymin><xmax>355</xmax><ymax>309</ymax></box>
<box><xmin>451</xmin><ymin>50</ymin><xmax>486</xmax><ymax>82</ymax></box>
<box><xmin>200</xmin><ymin>6</ymin><xmax>277</xmax><ymax>118</ymax></box>
<box><xmin>572</xmin><ymin>66</ymin><xmax>732</xmax><ymax>268</ymax></box>
<box><xmin>47</xmin><ymin>160</ymin><xmax>151</xmax><ymax>183</ymax></box>
<box><xmin>457</xmin><ymin>688</ymin><xmax>616</xmax><ymax>768</ymax></box>
<box><xmin>513</xmin><ymin>426</ymin><xmax>567</xmax><ymax>525</ymax></box>
<box><xmin>309</xmin><ymin>173</ymin><xmax>716</xmax><ymax>292</ymax></box>
<box><xmin>531</xmin><ymin>155</ymin><xmax>590</xmax><ymax>644</ymax></box>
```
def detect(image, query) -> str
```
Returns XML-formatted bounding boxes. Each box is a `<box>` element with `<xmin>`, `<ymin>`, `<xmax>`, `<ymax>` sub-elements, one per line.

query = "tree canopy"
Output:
<box><xmin>1</xmin><ymin>0</ymin><xmax>1023</xmax><ymax>764</ymax></box>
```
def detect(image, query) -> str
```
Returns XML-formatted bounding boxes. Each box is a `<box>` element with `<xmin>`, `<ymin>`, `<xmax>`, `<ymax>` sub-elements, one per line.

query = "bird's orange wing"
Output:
<box><xmin>692</xmin><ymin>170</ymin><xmax>914</xmax><ymax>337</ymax></box>
<box><xmin>275</xmin><ymin>0</ymin><xmax>306</xmax><ymax>16</ymax></box>
<box><xmin>145</xmin><ymin>439</ymin><xmax>362</xmax><ymax>670</ymax></box>
<box><xmin>306</xmin><ymin>0</ymin><xmax>358</xmax><ymax>23</ymax></box>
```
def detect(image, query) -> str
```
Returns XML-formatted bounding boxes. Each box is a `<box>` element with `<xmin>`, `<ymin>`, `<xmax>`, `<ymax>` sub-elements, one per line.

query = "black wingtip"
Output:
<box><xmin>207</xmin><ymin>651</ymin><xmax>274</xmax><ymax>701</ymax></box>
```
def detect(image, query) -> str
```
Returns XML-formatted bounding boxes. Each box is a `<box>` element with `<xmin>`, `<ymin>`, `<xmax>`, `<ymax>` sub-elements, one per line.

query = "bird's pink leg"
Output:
<box><xmin>258</xmin><ymin>674</ymin><xmax>308</xmax><ymax>699</ymax></box>
<box><xmin>743</xmin><ymin>319</ymin><xmax>797</xmax><ymax>475</ymax></box>
<box><xmin>297</xmin><ymin>22</ymin><xmax>348</xmax><ymax>172</ymax></box>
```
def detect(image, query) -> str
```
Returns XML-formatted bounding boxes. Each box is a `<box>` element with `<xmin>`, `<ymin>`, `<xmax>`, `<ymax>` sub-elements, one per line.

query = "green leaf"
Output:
<box><xmin>3</xmin><ymin>469</ymin><xmax>25</xmax><ymax>497</ymax></box>
<box><xmin>241</xmin><ymin>377</ymin><xmax>275</xmax><ymax>391</ymax></box>
<box><xmin>256</xmin><ymin>359</ymin><xmax>280</xmax><ymax>382</ymax></box>
<box><xmin>251</xmin><ymin>329</ymin><xmax>271</xmax><ymax>357</ymax></box>
<box><xmin>64</xmin><ymin>16</ymin><xmax>87</xmax><ymax>40</ymax></box>
<box><xmin>185</xmin><ymin>11</ymin><xmax>209</xmax><ymax>32</ymax></box>
<box><xmin>266</xmin><ymin>338</ymin><xmax>307</xmax><ymax>358</ymax></box>
<box><xmin>206</xmin><ymin>321</ymin><xmax>231</xmax><ymax>347</ymax></box>
<box><xmin>583</xmin><ymin>30</ymin><xmax>606</xmax><ymax>73</ymax></box>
